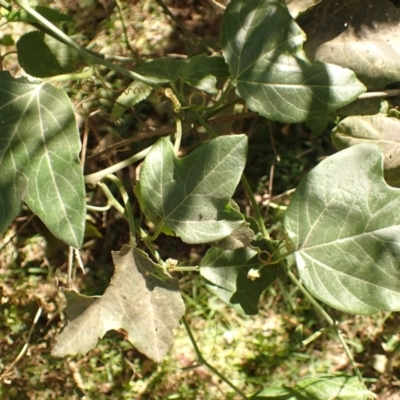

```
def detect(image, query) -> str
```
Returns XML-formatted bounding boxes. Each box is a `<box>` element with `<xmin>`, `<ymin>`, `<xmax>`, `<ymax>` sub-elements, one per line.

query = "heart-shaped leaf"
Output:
<box><xmin>220</xmin><ymin>0</ymin><xmax>366</xmax><ymax>122</ymax></box>
<box><xmin>52</xmin><ymin>246</ymin><xmax>185</xmax><ymax>363</ymax></box>
<box><xmin>285</xmin><ymin>144</ymin><xmax>400</xmax><ymax>314</ymax></box>
<box><xmin>17</xmin><ymin>31</ymin><xmax>85</xmax><ymax>78</ymax></box>
<box><xmin>200</xmin><ymin>247</ymin><xmax>280</xmax><ymax>315</ymax></box>
<box><xmin>140</xmin><ymin>135</ymin><xmax>248</xmax><ymax>244</ymax></box>
<box><xmin>0</xmin><ymin>72</ymin><xmax>85</xmax><ymax>248</ymax></box>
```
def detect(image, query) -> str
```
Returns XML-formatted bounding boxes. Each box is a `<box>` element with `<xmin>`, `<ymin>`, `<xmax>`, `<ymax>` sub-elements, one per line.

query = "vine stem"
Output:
<box><xmin>103</xmin><ymin>175</ymin><xmax>136</xmax><ymax>246</ymax></box>
<box><xmin>14</xmin><ymin>0</ymin><xmax>162</xmax><ymax>89</ymax></box>
<box><xmin>96</xmin><ymin>178</ymin><xmax>162</xmax><ymax>262</ymax></box>
<box><xmin>240</xmin><ymin>175</ymin><xmax>270</xmax><ymax>239</ymax></box>
<box><xmin>84</xmin><ymin>146</ymin><xmax>151</xmax><ymax>185</ymax></box>
<box><xmin>182</xmin><ymin>317</ymin><xmax>249</xmax><ymax>400</ymax></box>
<box><xmin>283</xmin><ymin>266</ymin><xmax>365</xmax><ymax>383</ymax></box>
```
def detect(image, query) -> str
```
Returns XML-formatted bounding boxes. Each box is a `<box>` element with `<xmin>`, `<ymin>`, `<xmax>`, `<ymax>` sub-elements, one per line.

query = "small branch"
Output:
<box><xmin>104</xmin><ymin>174</ymin><xmax>136</xmax><ymax>246</ymax></box>
<box><xmin>84</xmin><ymin>146</ymin><xmax>151</xmax><ymax>185</ymax></box>
<box><xmin>0</xmin><ymin>307</ymin><xmax>43</xmax><ymax>380</ymax></box>
<box><xmin>14</xmin><ymin>0</ymin><xmax>162</xmax><ymax>89</ymax></box>
<box><xmin>182</xmin><ymin>317</ymin><xmax>249</xmax><ymax>400</ymax></box>
<box><xmin>240</xmin><ymin>175</ymin><xmax>270</xmax><ymax>239</ymax></box>
<box><xmin>284</xmin><ymin>266</ymin><xmax>365</xmax><ymax>384</ymax></box>
<box><xmin>358</xmin><ymin>89</ymin><xmax>400</xmax><ymax>99</ymax></box>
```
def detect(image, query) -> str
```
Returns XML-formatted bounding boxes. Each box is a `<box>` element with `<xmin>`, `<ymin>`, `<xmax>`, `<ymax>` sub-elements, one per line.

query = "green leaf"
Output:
<box><xmin>6</xmin><ymin>6</ymin><xmax>74</xmax><ymax>23</ymax></box>
<box><xmin>52</xmin><ymin>246</ymin><xmax>185</xmax><ymax>363</ymax></box>
<box><xmin>0</xmin><ymin>72</ymin><xmax>85</xmax><ymax>248</ymax></box>
<box><xmin>252</xmin><ymin>374</ymin><xmax>373</xmax><ymax>399</ymax></box>
<box><xmin>220</xmin><ymin>0</ymin><xmax>366</xmax><ymax>123</ymax></box>
<box><xmin>200</xmin><ymin>247</ymin><xmax>280</xmax><ymax>315</ymax></box>
<box><xmin>17</xmin><ymin>31</ymin><xmax>85</xmax><ymax>78</ymax></box>
<box><xmin>182</xmin><ymin>54</ymin><xmax>229</xmax><ymax>94</ymax></box>
<box><xmin>299</xmin><ymin>0</ymin><xmax>400</xmax><ymax>89</ymax></box>
<box><xmin>135</xmin><ymin>57</ymin><xmax>187</xmax><ymax>84</ymax></box>
<box><xmin>140</xmin><ymin>135</ymin><xmax>248</xmax><ymax>244</ymax></box>
<box><xmin>111</xmin><ymin>81</ymin><xmax>153</xmax><ymax>121</ymax></box>
<box><xmin>284</xmin><ymin>143</ymin><xmax>400</xmax><ymax>314</ymax></box>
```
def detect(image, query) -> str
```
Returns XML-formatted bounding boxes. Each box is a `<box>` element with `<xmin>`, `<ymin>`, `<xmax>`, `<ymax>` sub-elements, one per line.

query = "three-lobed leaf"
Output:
<box><xmin>0</xmin><ymin>72</ymin><xmax>85</xmax><ymax>248</ymax></box>
<box><xmin>220</xmin><ymin>0</ymin><xmax>366</xmax><ymax>122</ymax></box>
<box><xmin>285</xmin><ymin>144</ymin><xmax>400</xmax><ymax>314</ymax></box>
<box><xmin>140</xmin><ymin>135</ymin><xmax>248</xmax><ymax>244</ymax></box>
<box><xmin>52</xmin><ymin>246</ymin><xmax>185</xmax><ymax>363</ymax></box>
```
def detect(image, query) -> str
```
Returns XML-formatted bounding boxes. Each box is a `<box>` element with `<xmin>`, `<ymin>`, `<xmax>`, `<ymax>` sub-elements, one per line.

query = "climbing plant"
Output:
<box><xmin>2</xmin><ymin>0</ymin><xmax>400</xmax><ymax>398</ymax></box>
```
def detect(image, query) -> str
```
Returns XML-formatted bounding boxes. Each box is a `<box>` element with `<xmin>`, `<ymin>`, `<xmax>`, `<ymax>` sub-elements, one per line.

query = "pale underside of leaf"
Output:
<box><xmin>285</xmin><ymin>144</ymin><xmax>400</xmax><ymax>314</ymax></box>
<box><xmin>52</xmin><ymin>246</ymin><xmax>185</xmax><ymax>362</ymax></box>
<box><xmin>299</xmin><ymin>0</ymin><xmax>400</xmax><ymax>89</ymax></box>
<box><xmin>332</xmin><ymin>115</ymin><xmax>400</xmax><ymax>170</ymax></box>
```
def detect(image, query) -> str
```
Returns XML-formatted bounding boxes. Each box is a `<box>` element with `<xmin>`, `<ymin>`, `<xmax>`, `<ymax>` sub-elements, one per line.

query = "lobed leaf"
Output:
<box><xmin>52</xmin><ymin>246</ymin><xmax>185</xmax><ymax>363</ymax></box>
<box><xmin>140</xmin><ymin>135</ymin><xmax>248</xmax><ymax>244</ymax></box>
<box><xmin>220</xmin><ymin>0</ymin><xmax>366</xmax><ymax>122</ymax></box>
<box><xmin>0</xmin><ymin>72</ymin><xmax>85</xmax><ymax>248</ymax></box>
<box><xmin>285</xmin><ymin>144</ymin><xmax>400</xmax><ymax>314</ymax></box>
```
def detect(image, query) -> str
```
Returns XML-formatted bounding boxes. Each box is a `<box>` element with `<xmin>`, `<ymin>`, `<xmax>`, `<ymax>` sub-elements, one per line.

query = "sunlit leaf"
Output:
<box><xmin>140</xmin><ymin>135</ymin><xmax>248</xmax><ymax>244</ymax></box>
<box><xmin>0</xmin><ymin>72</ymin><xmax>85</xmax><ymax>248</ymax></box>
<box><xmin>52</xmin><ymin>246</ymin><xmax>185</xmax><ymax>362</ymax></box>
<box><xmin>285</xmin><ymin>144</ymin><xmax>400</xmax><ymax>314</ymax></box>
<box><xmin>220</xmin><ymin>0</ymin><xmax>365</xmax><ymax>122</ymax></box>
